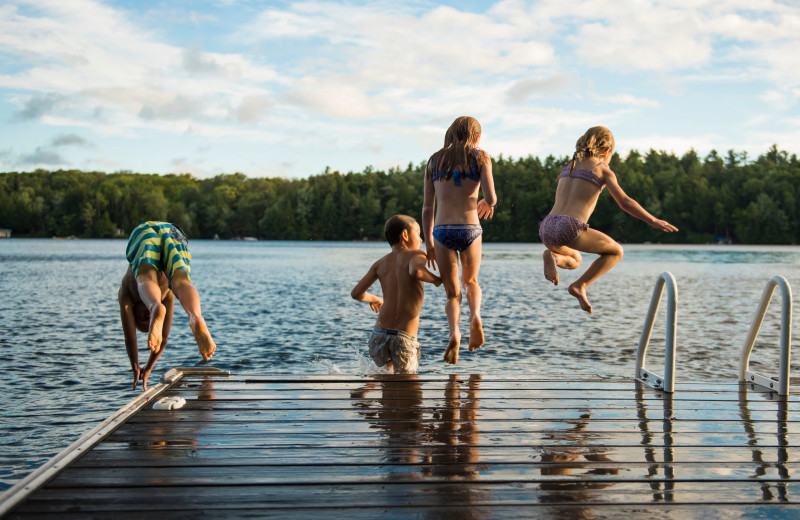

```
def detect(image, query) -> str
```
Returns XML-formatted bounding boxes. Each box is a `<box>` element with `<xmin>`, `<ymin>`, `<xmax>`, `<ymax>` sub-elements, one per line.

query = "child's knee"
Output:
<box><xmin>461</xmin><ymin>278</ymin><xmax>479</xmax><ymax>292</ymax></box>
<box><xmin>170</xmin><ymin>271</ymin><xmax>191</xmax><ymax>290</ymax></box>
<box><xmin>442</xmin><ymin>278</ymin><xmax>461</xmax><ymax>299</ymax></box>
<box><xmin>563</xmin><ymin>252</ymin><xmax>582</xmax><ymax>269</ymax></box>
<box><xmin>445</xmin><ymin>286</ymin><xmax>462</xmax><ymax>299</ymax></box>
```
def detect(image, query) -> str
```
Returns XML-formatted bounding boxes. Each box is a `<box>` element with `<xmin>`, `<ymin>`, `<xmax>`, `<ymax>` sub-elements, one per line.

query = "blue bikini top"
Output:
<box><xmin>430</xmin><ymin>150</ymin><xmax>481</xmax><ymax>186</ymax></box>
<box><xmin>558</xmin><ymin>162</ymin><xmax>605</xmax><ymax>188</ymax></box>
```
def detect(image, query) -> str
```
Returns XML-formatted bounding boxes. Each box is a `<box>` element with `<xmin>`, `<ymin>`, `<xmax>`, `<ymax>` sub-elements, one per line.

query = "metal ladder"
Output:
<box><xmin>636</xmin><ymin>272</ymin><xmax>678</xmax><ymax>393</ymax></box>
<box><xmin>739</xmin><ymin>276</ymin><xmax>793</xmax><ymax>395</ymax></box>
<box><xmin>636</xmin><ymin>272</ymin><xmax>793</xmax><ymax>396</ymax></box>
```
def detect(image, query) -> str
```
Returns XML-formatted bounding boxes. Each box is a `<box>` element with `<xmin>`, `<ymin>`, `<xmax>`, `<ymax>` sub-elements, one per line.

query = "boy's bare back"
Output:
<box><xmin>371</xmin><ymin>248</ymin><xmax>428</xmax><ymax>336</ymax></box>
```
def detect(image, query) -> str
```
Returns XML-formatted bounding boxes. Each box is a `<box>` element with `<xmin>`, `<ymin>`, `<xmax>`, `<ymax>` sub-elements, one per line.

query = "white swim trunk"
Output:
<box><xmin>368</xmin><ymin>327</ymin><xmax>421</xmax><ymax>373</ymax></box>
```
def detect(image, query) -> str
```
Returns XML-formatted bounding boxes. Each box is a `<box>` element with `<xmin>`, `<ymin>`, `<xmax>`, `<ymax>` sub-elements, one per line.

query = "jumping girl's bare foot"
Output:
<box><xmin>147</xmin><ymin>303</ymin><xmax>167</xmax><ymax>352</ymax></box>
<box><xmin>543</xmin><ymin>250</ymin><xmax>559</xmax><ymax>285</ymax></box>
<box><xmin>190</xmin><ymin>316</ymin><xmax>216</xmax><ymax>361</ymax></box>
<box><xmin>468</xmin><ymin>315</ymin><xmax>484</xmax><ymax>351</ymax></box>
<box><xmin>568</xmin><ymin>283</ymin><xmax>593</xmax><ymax>313</ymax></box>
<box><xmin>443</xmin><ymin>334</ymin><xmax>461</xmax><ymax>364</ymax></box>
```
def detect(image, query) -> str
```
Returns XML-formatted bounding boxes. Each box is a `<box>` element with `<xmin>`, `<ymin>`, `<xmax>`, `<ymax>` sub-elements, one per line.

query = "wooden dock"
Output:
<box><xmin>2</xmin><ymin>368</ymin><xmax>800</xmax><ymax>519</ymax></box>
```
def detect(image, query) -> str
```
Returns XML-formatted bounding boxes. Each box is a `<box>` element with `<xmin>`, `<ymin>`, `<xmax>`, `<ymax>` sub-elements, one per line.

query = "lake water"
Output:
<box><xmin>1</xmin><ymin>239</ymin><xmax>799</xmax><ymax>489</ymax></box>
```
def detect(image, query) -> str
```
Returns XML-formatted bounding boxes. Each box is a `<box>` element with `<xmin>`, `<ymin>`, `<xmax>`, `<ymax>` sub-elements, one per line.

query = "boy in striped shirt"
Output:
<box><xmin>119</xmin><ymin>221</ymin><xmax>216</xmax><ymax>390</ymax></box>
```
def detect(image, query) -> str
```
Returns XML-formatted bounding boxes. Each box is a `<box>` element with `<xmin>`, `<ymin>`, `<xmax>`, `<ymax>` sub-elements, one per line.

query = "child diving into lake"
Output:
<box><xmin>118</xmin><ymin>221</ymin><xmax>216</xmax><ymax>390</ymax></box>
<box><xmin>351</xmin><ymin>215</ymin><xmax>442</xmax><ymax>374</ymax></box>
<box><xmin>539</xmin><ymin>126</ymin><xmax>678</xmax><ymax>313</ymax></box>
<box><xmin>422</xmin><ymin>116</ymin><xmax>497</xmax><ymax>364</ymax></box>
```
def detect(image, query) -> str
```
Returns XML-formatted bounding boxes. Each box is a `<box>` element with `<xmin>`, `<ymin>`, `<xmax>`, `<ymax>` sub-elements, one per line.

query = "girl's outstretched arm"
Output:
<box><xmin>603</xmin><ymin>167</ymin><xmax>678</xmax><ymax>232</ymax></box>
<box><xmin>421</xmin><ymin>161</ymin><xmax>438</xmax><ymax>269</ymax></box>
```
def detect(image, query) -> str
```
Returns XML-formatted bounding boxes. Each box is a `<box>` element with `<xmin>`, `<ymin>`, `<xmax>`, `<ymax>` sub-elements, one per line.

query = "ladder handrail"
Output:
<box><xmin>739</xmin><ymin>276</ymin><xmax>792</xmax><ymax>396</ymax></box>
<box><xmin>635</xmin><ymin>272</ymin><xmax>678</xmax><ymax>393</ymax></box>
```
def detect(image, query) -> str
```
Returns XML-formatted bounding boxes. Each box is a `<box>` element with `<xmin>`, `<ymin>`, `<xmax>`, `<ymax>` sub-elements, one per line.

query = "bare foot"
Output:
<box><xmin>568</xmin><ymin>283</ymin><xmax>593</xmax><ymax>313</ymax></box>
<box><xmin>443</xmin><ymin>335</ymin><xmax>461</xmax><ymax>364</ymax></box>
<box><xmin>468</xmin><ymin>315</ymin><xmax>484</xmax><ymax>351</ymax></box>
<box><xmin>543</xmin><ymin>250</ymin><xmax>558</xmax><ymax>285</ymax></box>
<box><xmin>131</xmin><ymin>366</ymin><xmax>141</xmax><ymax>391</ymax></box>
<box><xmin>147</xmin><ymin>303</ymin><xmax>167</xmax><ymax>352</ymax></box>
<box><xmin>190</xmin><ymin>316</ymin><xmax>216</xmax><ymax>361</ymax></box>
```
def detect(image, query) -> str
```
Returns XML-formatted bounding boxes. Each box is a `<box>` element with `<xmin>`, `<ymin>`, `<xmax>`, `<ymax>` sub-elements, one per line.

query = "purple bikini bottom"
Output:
<box><xmin>538</xmin><ymin>214</ymin><xmax>589</xmax><ymax>248</ymax></box>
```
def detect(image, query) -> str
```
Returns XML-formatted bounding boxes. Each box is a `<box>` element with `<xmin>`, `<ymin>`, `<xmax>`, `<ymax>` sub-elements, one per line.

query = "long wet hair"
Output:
<box><xmin>429</xmin><ymin>116</ymin><xmax>483</xmax><ymax>181</ymax></box>
<box><xmin>570</xmin><ymin>126</ymin><xmax>615</xmax><ymax>174</ymax></box>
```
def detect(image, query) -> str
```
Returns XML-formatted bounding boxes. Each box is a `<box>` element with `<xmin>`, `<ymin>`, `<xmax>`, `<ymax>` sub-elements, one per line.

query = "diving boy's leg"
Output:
<box><xmin>171</xmin><ymin>271</ymin><xmax>216</xmax><ymax>361</ymax></box>
<box><xmin>135</xmin><ymin>265</ymin><xmax>167</xmax><ymax>352</ymax></box>
<box><xmin>460</xmin><ymin>237</ymin><xmax>484</xmax><ymax>351</ymax></box>
<box><xmin>565</xmin><ymin>230</ymin><xmax>623</xmax><ymax>313</ymax></box>
<box><xmin>435</xmin><ymin>241</ymin><xmax>462</xmax><ymax>364</ymax></box>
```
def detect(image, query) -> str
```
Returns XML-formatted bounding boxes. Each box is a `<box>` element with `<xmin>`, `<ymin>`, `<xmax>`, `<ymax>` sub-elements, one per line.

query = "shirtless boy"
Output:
<box><xmin>119</xmin><ymin>221</ymin><xmax>215</xmax><ymax>390</ymax></box>
<box><xmin>351</xmin><ymin>215</ymin><xmax>442</xmax><ymax>373</ymax></box>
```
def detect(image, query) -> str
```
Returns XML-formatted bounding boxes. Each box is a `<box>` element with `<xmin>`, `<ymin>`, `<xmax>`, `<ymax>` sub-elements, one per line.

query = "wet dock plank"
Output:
<box><xmin>3</xmin><ymin>371</ymin><xmax>800</xmax><ymax>519</ymax></box>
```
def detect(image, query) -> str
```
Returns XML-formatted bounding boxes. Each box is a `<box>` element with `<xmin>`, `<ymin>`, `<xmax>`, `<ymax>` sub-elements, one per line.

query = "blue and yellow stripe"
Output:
<box><xmin>125</xmin><ymin>221</ymin><xmax>191</xmax><ymax>284</ymax></box>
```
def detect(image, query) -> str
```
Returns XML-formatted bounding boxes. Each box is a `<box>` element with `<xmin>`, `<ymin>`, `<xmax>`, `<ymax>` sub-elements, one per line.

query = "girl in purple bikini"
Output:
<box><xmin>422</xmin><ymin>116</ymin><xmax>497</xmax><ymax>365</ymax></box>
<box><xmin>539</xmin><ymin>126</ymin><xmax>678</xmax><ymax>313</ymax></box>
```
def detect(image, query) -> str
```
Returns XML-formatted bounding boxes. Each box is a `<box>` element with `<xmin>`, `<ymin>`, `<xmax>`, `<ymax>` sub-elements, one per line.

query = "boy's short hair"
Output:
<box><xmin>384</xmin><ymin>215</ymin><xmax>417</xmax><ymax>245</ymax></box>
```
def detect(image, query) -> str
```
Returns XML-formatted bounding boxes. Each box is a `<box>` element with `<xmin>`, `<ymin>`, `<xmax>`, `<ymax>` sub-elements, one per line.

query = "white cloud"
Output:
<box><xmin>284</xmin><ymin>79</ymin><xmax>395</xmax><ymax>120</ymax></box>
<box><xmin>570</xmin><ymin>5</ymin><xmax>710</xmax><ymax>71</ymax></box>
<box><xmin>51</xmin><ymin>133</ymin><xmax>90</xmax><ymax>147</ymax></box>
<box><xmin>0</xmin><ymin>0</ymin><xmax>280</xmax><ymax>134</ymax></box>
<box><xmin>620</xmin><ymin>133</ymin><xmax>725</xmax><ymax>157</ymax></box>
<box><xmin>240</xmin><ymin>1</ymin><xmax>556</xmax><ymax>92</ymax></box>
<box><xmin>19</xmin><ymin>147</ymin><xmax>65</xmax><ymax>166</ymax></box>
<box><xmin>506</xmin><ymin>75</ymin><xmax>572</xmax><ymax>104</ymax></box>
<box><xmin>603</xmin><ymin>94</ymin><xmax>660</xmax><ymax>108</ymax></box>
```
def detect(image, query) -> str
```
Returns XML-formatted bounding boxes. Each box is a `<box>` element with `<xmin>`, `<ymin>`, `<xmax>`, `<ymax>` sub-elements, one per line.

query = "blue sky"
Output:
<box><xmin>0</xmin><ymin>0</ymin><xmax>798</xmax><ymax>179</ymax></box>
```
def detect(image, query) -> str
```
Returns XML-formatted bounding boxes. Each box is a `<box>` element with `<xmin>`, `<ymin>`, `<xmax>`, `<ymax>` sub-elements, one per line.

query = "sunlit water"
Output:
<box><xmin>1</xmin><ymin>239</ymin><xmax>799</xmax><ymax>489</ymax></box>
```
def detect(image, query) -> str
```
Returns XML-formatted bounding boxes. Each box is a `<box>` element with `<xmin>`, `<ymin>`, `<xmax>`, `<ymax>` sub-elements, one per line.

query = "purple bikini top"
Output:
<box><xmin>558</xmin><ymin>163</ymin><xmax>605</xmax><ymax>188</ymax></box>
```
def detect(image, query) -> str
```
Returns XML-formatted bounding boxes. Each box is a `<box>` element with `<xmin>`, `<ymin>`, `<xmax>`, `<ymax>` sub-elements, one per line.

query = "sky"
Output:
<box><xmin>0</xmin><ymin>0</ymin><xmax>799</xmax><ymax>179</ymax></box>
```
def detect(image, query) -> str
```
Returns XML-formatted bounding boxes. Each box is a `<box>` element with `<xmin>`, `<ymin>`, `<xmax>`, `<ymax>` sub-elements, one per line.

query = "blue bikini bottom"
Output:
<box><xmin>433</xmin><ymin>224</ymin><xmax>483</xmax><ymax>252</ymax></box>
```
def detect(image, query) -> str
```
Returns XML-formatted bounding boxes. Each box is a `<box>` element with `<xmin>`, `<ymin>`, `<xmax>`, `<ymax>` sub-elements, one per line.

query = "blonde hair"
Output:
<box><xmin>571</xmin><ymin>126</ymin><xmax>615</xmax><ymax>173</ymax></box>
<box><xmin>429</xmin><ymin>116</ymin><xmax>483</xmax><ymax>181</ymax></box>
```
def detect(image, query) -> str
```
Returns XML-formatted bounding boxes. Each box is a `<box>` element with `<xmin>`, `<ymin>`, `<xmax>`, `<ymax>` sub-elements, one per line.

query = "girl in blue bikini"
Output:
<box><xmin>422</xmin><ymin>116</ymin><xmax>497</xmax><ymax>364</ymax></box>
<box><xmin>540</xmin><ymin>126</ymin><xmax>678</xmax><ymax>313</ymax></box>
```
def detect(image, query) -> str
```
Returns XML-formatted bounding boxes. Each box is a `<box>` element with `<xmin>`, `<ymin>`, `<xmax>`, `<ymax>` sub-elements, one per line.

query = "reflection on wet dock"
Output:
<box><xmin>4</xmin><ymin>370</ymin><xmax>800</xmax><ymax>519</ymax></box>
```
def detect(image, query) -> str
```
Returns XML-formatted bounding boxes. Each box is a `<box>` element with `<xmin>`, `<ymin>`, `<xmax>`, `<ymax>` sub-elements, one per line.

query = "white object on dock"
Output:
<box><xmin>152</xmin><ymin>396</ymin><xmax>186</xmax><ymax>410</ymax></box>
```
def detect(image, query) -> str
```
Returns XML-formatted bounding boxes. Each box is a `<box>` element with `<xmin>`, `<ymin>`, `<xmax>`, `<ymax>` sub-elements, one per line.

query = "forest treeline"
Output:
<box><xmin>1</xmin><ymin>146</ymin><xmax>798</xmax><ymax>244</ymax></box>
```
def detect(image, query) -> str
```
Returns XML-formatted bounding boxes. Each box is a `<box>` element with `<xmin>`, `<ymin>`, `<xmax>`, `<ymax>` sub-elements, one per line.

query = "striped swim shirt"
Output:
<box><xmin>125</xmin><ymin>221</ymin><xmax>191</xmax><ymax>284</ymax></box>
